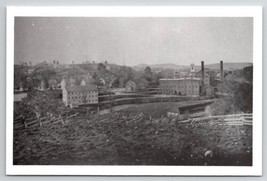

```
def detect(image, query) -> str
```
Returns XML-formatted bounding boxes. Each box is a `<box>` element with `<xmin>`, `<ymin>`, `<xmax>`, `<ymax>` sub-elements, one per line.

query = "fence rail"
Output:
<box><xmin>188</xmin><ymin>113</ymin><xmax>252</xmax><ymax>126</ymax></box>
<box><xmin>14</xmin><ymin>113</ymin><xmax>80</xmax><ymax>129</ymax></box>
<box><xmin>14</xmin><ymin>109</ymin><xmax>252</xmax><ymax>130</ymax></box>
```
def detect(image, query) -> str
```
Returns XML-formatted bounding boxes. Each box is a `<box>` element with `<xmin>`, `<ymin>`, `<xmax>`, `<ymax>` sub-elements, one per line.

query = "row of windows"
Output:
<box><xmin>160</xmin><ymin>85</ymin><xmax>199</xmax><ymax>89</ymax></box>
<box><xmin>160</xmin><ymin>82</ymin><xmax>199</xmax><ymax>85</ymax></box>
<box><xmin>68</xmin><ymin>95</ymin><xmax>97</xmax><ymax>99</ymax></box>
<box><xmin>70</xmin><ymin>99</ymin><xmax>98</xmax><ymax>104</ymax></box>
<box><xmin>161</xmin><ymin>88</ymin><xmax>199</xmax><ymax>92</ymax></box>
<box><xmin>69</xmin><ymin>91</ymin><xmax>97</xmax><ymax>95</ymax></box>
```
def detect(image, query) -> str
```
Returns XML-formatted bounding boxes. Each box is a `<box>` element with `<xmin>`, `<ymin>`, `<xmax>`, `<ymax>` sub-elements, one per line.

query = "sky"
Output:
<box><xmin>14</xmin><ymin>17</ymin><xmax>253</xmax><ymax>66</ymax></box>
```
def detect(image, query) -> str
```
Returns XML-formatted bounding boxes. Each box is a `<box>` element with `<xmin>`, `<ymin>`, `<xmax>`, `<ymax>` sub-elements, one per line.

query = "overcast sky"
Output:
<box><xmin>14</xmin><ymin>17</ymin><xmax>253</xmax><ymax>66</ymax></box>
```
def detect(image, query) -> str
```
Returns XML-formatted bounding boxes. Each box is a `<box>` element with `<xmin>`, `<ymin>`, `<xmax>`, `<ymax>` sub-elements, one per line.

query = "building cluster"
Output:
<box><xmin>159</xmin><ymin>61</ymin><xmax>224</xmax><ymax>96</ymax></box>
<box><xmin>125</xmin><ymin>79</ymin><xmax>148</xmax><ymax>92</ymax></box>
<box><xmin>38</xmin><ymin>79</ymin><xmax>61</xmax><ymax>91</ymax></box>
<box><xmin>61</xmin><ymin>77</ymin><xmax>98</xmax><ymax>108</ymax></box>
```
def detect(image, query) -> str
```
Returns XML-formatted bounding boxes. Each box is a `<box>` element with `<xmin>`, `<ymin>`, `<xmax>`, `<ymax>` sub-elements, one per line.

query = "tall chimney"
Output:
<box><xmin>201</xmin><ymin>61</ymin><xmax>205</xmax><ymax>96</ymax></box>
<box><xmin>201</xmin><ymin>61</ymin><xmax>205</xmax><ymax>86</ymax></box>
<box><xmin>220</xmin><ymin>60</ymin><xmax>224</xmax><ymax>82</ymax></box>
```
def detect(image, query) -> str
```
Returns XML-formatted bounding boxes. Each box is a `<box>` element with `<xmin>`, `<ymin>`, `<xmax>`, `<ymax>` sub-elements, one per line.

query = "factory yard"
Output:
<box><xmin>13</xmin><ymin>102</ymin><xmax>252</xmax><ymax>166</ymax></box>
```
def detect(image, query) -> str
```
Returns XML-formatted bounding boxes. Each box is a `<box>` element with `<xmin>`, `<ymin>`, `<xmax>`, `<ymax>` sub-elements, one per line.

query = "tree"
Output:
<box><xmin>97</xmin><ymin>63</ymin><xmax>106</xmax><ymax>74</ymax></box>
<box><xmin>144</xmin><ymin>66</ymin><xmax>153</xmax><ymax>82</ymax></box>
<box><xmin>22</xmin><ymin>77</ymin><xmax>28</xmax><ymax>90</ymax></box>
<box><xmin>14</xmin><ymin>66</ymin><xmax>28</xmax><ymax>89</ymax></box>
<box><xmin>152</xmin><ymin>72</ymin><xmax>163</xmax><ymax>85</ymax></box>
<box><xmin>211</xmin><ymin>66</ymin><xmax>253</xmax><ymax>115</ymax></box>
<box><xmin>135</xmin><ymin>78</ymin><xmax>148</xmax><ymax>91</ymax></box>
<box><xmin>117</xmin><ymin>66</ymin><xmax>134</xmax><ymax>87</ymax></box>
<box><xmin>14</xmin><ymin>91</ymin><xmax>68</xmax><ymax>121</ymax></box>
<box><xmin>92</xmin><ymin>72</ymin><xmax>97</xmax><ymax>79</ymax></box>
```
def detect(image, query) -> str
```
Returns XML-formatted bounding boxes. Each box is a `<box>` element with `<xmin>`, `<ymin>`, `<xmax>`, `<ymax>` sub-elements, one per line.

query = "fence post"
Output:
<box><xmin>24</xmin><ymin>121</ymin><xmax>27</xmax><ymax>128</ymax></box>
<box><xmin>97</xmin><ymin>106</ymin><xmax>99</xmax><ymax>118</ymax></box>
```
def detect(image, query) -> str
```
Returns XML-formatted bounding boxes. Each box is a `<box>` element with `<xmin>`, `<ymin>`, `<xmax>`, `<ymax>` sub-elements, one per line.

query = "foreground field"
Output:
<box><xmin>14</xmin><ymin>110</ymin><xmax>252</xmax><ymax>166</ymax></box>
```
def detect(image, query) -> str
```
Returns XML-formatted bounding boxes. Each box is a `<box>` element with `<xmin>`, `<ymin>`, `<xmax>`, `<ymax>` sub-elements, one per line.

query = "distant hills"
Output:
<box><xmin>133</xmin><ymin>63</ymin><xmax>188</xmax><ymax>70</ymax></box>
<box><xmin>15</xmin><ymin>61</ymin><xmax>253</xmax><ymax>72</ymax></box>
<box><xmin>197</xmin><ymin>62</ymin><xmax>253</xmax><ymax>70</ymax></box>
<box><xmin>133</xmin><ymin>62</ymin><xmax>252</xmax><ymax>71</ymax></box>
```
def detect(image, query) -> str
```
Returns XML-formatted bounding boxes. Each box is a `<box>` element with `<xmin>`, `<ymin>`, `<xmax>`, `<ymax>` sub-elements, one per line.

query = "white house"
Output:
<box><xmin>62</xmin><ymin>85</ymin><xmax>98</xmax><ymax>107</ymax></box>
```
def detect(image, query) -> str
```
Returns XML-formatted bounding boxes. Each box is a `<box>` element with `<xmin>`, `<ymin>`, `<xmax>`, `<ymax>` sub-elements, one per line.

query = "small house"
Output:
<box><xmin>125</xmin><ymin>80</ymin><xmax>136</xmax><ymax>92</ymax></box>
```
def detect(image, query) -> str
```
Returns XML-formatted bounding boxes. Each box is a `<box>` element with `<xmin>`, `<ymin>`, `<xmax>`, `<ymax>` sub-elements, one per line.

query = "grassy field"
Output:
<box><xmin>13</xmin><ymin>103</ymin><xmax>252</xmax><ymax>166</ymax></box>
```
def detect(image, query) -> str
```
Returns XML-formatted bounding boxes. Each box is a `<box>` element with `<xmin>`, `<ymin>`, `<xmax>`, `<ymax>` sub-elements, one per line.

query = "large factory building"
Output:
<box><xmin>159</xmin><ymin>78</ymin><xmax>201</xmax><ymax>96</ymax></box>
<box><xmin>159</xmin><ymin>61</ymin><xmax>224</xmax><ymax>96</ymax></box>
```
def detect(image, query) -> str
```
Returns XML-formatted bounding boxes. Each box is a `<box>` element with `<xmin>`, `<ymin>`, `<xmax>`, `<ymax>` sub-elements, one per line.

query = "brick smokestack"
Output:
<box><xmin>220</xmin><ymin>60</ymin><xmax>224</xmax><ymax>82</ymax></box>
<box><xmin>201</xmin><ymin>61</ymin><xmax>204</xmax><ymax>86</ymax></box>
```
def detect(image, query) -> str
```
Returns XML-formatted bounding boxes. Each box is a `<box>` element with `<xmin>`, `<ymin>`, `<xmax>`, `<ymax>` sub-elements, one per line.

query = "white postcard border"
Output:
<box><xmin>6</xmin><ymin>6</ymin><xmax>262</xmax><ymax>176</ymax></box>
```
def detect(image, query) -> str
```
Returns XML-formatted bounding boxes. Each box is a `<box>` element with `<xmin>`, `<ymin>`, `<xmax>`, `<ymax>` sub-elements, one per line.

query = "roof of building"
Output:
<box><xmin>65</xmin><ymin>85</ymin><xmax>97</xmax><ymax>92</ymax></box>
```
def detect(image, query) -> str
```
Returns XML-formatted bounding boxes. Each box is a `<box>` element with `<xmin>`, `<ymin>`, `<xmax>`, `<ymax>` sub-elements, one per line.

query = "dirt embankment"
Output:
<box><xmin>13</xmin><ymin>111</ymin><xmax>252</xmax><ymax>166</ymax></box>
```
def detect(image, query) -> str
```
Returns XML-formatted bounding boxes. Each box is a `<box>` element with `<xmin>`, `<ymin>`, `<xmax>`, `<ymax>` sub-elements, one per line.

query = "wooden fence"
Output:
<box><xmin>14</xmin><ymin>113</ymin><xmax>79</xmax><ymax>129</ymax></box>
<box><xmin>185</xmin><ymin>113</ymin><xmax>253</xmax><ymax>126</ymax></box>
<box><xmin>14</xmin><ymin>109</ymin><xmax>252</xmax><ymax>130</ymax></box>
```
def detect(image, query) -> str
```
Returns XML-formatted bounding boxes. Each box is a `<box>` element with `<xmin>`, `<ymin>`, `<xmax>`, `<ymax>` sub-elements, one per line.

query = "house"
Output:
<box><xmin>62</xmin><ymin>85</ymin><xmax>98</xmax><ymax>107</ymax></box>
<box><xmin>125</xmin><ymin>79</ymin><xmax>148</xmax><ymax>92</ymax></box>
<box><xmin>125</xmin><ymin>80</ymin><xmax>136</xmax><ymax>92</ymax></box>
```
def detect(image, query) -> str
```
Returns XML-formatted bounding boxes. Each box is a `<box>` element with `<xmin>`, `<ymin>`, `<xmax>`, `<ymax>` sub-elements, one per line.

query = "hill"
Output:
<box><xmin>134</xmin><ymin>62</ymin><xmax>252</xmax><ymax>71</ymax></box>
<box><xmin>133</xmin><ymin>63</ymin><xmax>188</xmax><ymax>70</ymax></box>
<box><xmin>197</xmin><ymin>62</ymin><xmax>253</xmax><ymax>70</ymax></box>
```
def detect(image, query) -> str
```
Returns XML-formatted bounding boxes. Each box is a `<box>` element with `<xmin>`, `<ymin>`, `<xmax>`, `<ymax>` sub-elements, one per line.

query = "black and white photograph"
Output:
<box><xmin>6</xmin><ymin>6</ymin><xmax>262</xmax><ymax>176</ymax></box>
